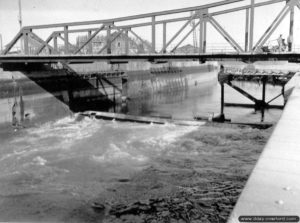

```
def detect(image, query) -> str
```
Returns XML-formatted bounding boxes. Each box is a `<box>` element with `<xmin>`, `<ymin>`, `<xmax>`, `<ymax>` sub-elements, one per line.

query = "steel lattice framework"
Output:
<box><xmin>2</xmin><ymin>0</ymin><xmax>300</xmax><ymax>56</ymax></box>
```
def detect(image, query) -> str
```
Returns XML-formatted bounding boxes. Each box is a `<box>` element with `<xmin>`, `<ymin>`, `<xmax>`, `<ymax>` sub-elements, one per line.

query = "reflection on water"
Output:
<box><xmin>122</xmin><ymin>72</ymin><xmax>284</xmax><ymax>123</ymax></box>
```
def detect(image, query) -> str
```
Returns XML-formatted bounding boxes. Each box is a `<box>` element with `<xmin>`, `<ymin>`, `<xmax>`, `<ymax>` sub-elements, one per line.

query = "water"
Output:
<box><xmin>0</xmin><ymin>68</ymin><xmax>287</xmax><ymax>222</ymax></box>
<box><xmin>0</xmin><ymin>115</ymin><xmax>202</xmax><ymax>221</ymax></box>
<box><xmin>124</xmin><ymin>71</ymin><xmax>284</xmax><ymax>123</ymax></box>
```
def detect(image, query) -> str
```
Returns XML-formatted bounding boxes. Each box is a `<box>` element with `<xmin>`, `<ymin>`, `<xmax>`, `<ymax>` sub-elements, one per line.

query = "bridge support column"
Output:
<box><xmin>64</xmin><ymin>26</ymin><xmax>69</xmax><ymax>54</ymax></box>
<box><xmin>152</xmin><ymin>16</ymin><xmax>156</xmax><ymax>53</ymax></box>
<box><xmin>88</xmin><ymin>30</ymin><xmax>93</xmax><ymax>54</ymax></box>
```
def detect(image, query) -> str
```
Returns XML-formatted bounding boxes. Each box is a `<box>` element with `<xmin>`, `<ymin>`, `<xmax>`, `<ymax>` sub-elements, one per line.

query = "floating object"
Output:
<box><xmin>81</xmin><ymin>111</ymin><xmax>202</xmax><ymax>126</ymax></box>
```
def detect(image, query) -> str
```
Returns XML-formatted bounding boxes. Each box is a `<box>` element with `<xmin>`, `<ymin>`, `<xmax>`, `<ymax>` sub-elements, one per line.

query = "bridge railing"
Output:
<box><xmin>3</xmin><ymin>0</ymin><xmax>299</xmax><ymax>57</ymax></box>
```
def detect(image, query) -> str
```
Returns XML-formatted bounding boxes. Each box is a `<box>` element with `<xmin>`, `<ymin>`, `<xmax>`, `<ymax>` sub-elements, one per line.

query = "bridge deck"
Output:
<box><xmin>228</xmin><ymin>73</ymin><xmax>300</xmax><ymax>221</ymax></box>
<box><xmin>1</xmin><ymin>53</ymin><xmax>300</xmax><ymax>64</ymax></box>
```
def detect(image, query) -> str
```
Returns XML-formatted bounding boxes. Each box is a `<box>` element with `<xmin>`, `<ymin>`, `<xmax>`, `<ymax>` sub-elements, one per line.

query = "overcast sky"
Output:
<box><xmin>0</xmin><ymin>0</ymin><xmax>299</xmax><ymax>51</ymax></box>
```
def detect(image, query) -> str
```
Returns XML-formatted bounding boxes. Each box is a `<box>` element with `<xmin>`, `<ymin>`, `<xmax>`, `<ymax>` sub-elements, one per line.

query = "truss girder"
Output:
<box><xmin>3</xmin><ymin>0</ymin><xmax>300</xmax><ymax>56</ymax></box>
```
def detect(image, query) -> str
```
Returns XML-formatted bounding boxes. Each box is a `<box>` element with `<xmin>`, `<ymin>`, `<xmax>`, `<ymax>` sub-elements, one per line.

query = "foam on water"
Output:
<box><xmin>91</xmin><ymin>143</ymin><xmax>148</xmax><ymax>163</ymax></box>
<box><xmin>32</xmin><ymin>156</ymin><xmax>47</xmax><ymax>166</ymax></box>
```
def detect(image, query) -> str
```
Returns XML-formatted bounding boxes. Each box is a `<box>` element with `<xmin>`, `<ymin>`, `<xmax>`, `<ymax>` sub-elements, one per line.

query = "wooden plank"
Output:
<box><xmin>80</xmin><ymin>111</ymin><xmax>203</xmax><ymax>126</ymax></box>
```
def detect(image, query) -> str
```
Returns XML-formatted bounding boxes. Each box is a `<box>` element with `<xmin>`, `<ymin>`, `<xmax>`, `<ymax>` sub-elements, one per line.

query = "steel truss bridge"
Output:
<box><xmin>1</xmin><ymin>0</ymin><xmax>300</xmax><ymax>64</ymax></box>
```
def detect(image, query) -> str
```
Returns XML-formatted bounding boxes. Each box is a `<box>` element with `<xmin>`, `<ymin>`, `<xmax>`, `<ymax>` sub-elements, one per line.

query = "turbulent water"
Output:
<box><xmin>0</xmin><ymin>113</ymin><xmax>272</xmax><ymax>222</ymax></box>
<box><xmin>0</xmin><ymin>116</ymin><xmax>199</xmax><ymax>221</ymax></box>
<box><xmin>0</xmin><ymin>65</ymin><xmax>292</xmax><ymax>222</ymax></box>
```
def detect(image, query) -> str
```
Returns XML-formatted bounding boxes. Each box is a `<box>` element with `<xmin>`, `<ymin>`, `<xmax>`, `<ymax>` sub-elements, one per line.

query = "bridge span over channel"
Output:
<box><xmin>2</xmin><ymin>0</ymin><xmax>300</xmax><ymax>65</ymax></box>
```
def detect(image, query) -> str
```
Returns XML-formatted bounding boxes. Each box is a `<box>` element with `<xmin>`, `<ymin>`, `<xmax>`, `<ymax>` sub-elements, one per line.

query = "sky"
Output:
<box><xmin>0</xmin><ymin>0</ymin><xmax>299</xmax><ymax>52</ymax></box>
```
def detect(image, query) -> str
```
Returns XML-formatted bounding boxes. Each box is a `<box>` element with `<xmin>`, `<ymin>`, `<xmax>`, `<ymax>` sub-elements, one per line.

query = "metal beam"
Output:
<box><xmin>227</xmin><ymin>81</ymin><xmax>259</xmax><ymax>103</ymax></box>
<box><xmin>36</xmin><ymin>34</ymin><xmax>54</xmax><ymax>54</ymax></box>
<box><xmin>23</xmin><ymin>30</ymin><xmax>29</xmax><ymax>55</ymax></box>
<box><xmin>116</xmin><ymin>0</ymin><xmax>285</xmax><ymax>30</ymax></box>
<box><xmin>64</xmin><ymin>26</ymin><xmax>69</xmax><ymax>54</ymax></box>
<box><xmin>171</xmin><ymin>20</ymin><xmax>201</xmax><ymax>52</ymax></box>
<box><xmin>208</xmin><ymin>16</ymin><xmax>244</xmax><ymax>52</ymax></box>
<box><xmin>152</xmin><ymin>16</ymin><xmax>156</xmax><ymax>53</ymax></box>
<box><xmin>58</xmin><ymin>35</ymin><xmax>78</xmax><ymax>53</ymax></box>
<box><xmin>249</xmin><ymin>0</ymin><xmax>255</xmax><ymax>51</ymax></box>
<box><xmin>129</xmin><ymin>29</ymin><xmax>151</xmax><ymax>52</ymax></box>
<box><xmin>199</xmin><ymin>9</ymin><xmax>208</xmax><ymax>53</ymax></box>
<box><xmin>106</xmin><ymin>25</ymin><xmax>112</xmax><ymax>54</ymax></box>
<box><xmin>29</xmin><ymin>32</ymin><xmax>54</xmax><ymax>55</ymax></box>
<box><xmin>2</xmin><ymin>53</ymin><xmax>300</xmax><ymax>64</ymax></box>
<box><xmin>87</xmin><ymin>30</ymin><xmax>92</xmax><ymax>54</ymax></box>
<box><xmin>203</xmin><ymin>20</ymin><xmax>207</xmax><ymax>53</ymax></box>
<box><xmin>245</xmin><ymin>8</ymin><xmax>249</xmax><ymax>52</ymax></box>
<box><xmin>4</xmin><ymin>0</ymin><xmax>285</xmax><ymax>56</ymax></box>
<box><xmin>297</xmin><ymin>1</ymin><xmax>300</xmax><ymax>10</ymax></box>
<box><xmin>22</xmin><ymin>0</ymin><xmax>244</xmax><ymax>30</ymax></box>
<box><xmin>98</xmin><ymin>29</ymin><xmax>124</xmax><ymax>54</ymax></box>
<box><xmin>200</xmin><ymin>16</ymin><xmax>204</xmax><ymax>53</ymax></box>
<box><xmin>20</xmin><ymin>0</ymin><xmax>284</xmax><ymax>32</ymax></box>
<box><xmin>53</xmin><ymin>35</ymin><xmax>58</xmax><ymax>54</ymax></box>
<box><xmin>289</xmin><ymin>4</ymin><xmax>294</xmax><ymax>52</ymax></box>
<box><xmin>162</xmin><ymin>14</ymin><xmax>196</xmax><ymax>53</ymax></box>
<box><xmin>3</xmin><ymin>30</ymin><xmax>23</xmax><ymax>55</ymax></box>
<box><xmin>254</xmin><ymin>3</ymin><xmax>290</xmax><ymax>51</ymax></box>
<box><xmin>163</xmin><ymin>22</ymin><xmax>167</xmax><ymax>53</ymax></box>
<box><xmin>74</xmin><ymin>25</ymin><xmax>105</xmax><ymax>54</ymax></box>
<box><xmin>125</xmin><ymin>29</ymin><xmax>129</xmax><ymax>54</ymax></box>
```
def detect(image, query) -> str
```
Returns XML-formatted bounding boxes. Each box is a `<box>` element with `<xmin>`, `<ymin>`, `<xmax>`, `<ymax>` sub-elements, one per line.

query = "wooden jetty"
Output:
<box><xmin>215</xmin><ymin>65</ymin><xmax>297</xmax><ymax>122</ymax></box>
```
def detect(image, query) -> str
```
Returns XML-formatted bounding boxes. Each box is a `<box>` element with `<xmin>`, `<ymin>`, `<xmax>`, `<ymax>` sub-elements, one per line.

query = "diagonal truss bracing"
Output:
<box><xmin>208</xmin><ymin>15</ymin><xmax>244</xmax><ymax>52</ymax></box>
<box><xmin>3</xmin><ymin>0</ymin><xmax>300</xmax><ymax>56</ymax></box>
